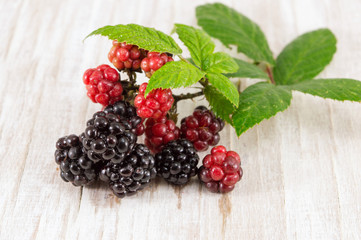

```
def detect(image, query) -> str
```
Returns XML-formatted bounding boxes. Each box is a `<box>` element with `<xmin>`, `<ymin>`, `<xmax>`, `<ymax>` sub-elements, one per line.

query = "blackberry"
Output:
<box><xmin>155</xmin><ymin>139</ymin><xmax>199</xmax><ymax>185</ymax></box>
<box><xmin>103</xmin><ymin>100</ymin><xmax>144</xmax><ymax>136</ymax></box>
<box><xmin>99</xmin><ymin>144</ymin><xmax>157</xmax><ymax>198</ymax></box>
<box><xmin>81</xmin><ymin>110</ymin><xmax>137</xmax><ymax>164</ymax></box>
<box><xmin>55</xmin><ymin>134</ymin><xmax>99</xmax><ymax>186</ymax></box>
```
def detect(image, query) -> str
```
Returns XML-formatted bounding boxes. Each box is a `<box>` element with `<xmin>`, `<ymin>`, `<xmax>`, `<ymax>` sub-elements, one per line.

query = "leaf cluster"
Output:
<box><xmin>86</xmin><ymin>3</ymin><xmax>361</xmax><ymax>136</ymax></box>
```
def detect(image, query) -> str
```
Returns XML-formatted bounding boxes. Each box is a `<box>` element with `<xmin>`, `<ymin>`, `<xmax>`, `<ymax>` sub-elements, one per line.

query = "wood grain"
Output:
<box><xmin>0</xmin><ymin>0</ymin><xmax>360</xmax><ymax>239</ymax></box>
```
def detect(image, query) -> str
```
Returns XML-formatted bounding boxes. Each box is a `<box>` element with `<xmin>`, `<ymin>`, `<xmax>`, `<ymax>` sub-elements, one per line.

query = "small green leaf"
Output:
<box><xmin>225</xmin><ymin>58</ymin><xmax>269</xmax><ymax>80</ymax></box>
<box><xmin>233</xmin><ymin>82</ymin><xmax>292</xmax><ymax>136</ymax></box>
<box><xmin>203</xmin><ymin>52</ymin><xmax>239</xmax><ymax>73</ymax></box>
<box><xmin>145</xmin><ymin>61</ymin><xmax>206</xmax><ymax>96</ymax></box>
<box><xmin>174</xmin><ymin>24</ymin><xmax>215</xmax><ymax>68</ymax></box>
<box><xmin>196</xmin><ymin>3</ymin><xmax>274</xmax><ymax>64</ymax></box>
<box><xmin>204</xmin><ymin>85</ymin><xmax>236</xmax><ymax>124</ymax></box>
<box><xmin>274</xmin><ymin>29</ymin><xmax>337</xmax><ymax>85</ymax></box>
<box><xmin>85</xmin><ymin>24</ymin><xmax>182</xmax><ymax>55</ymax></box>
<box><xmin>289</xmin><ymin>78</ymin><xmax>361</xmax><ymax>101</ymax></box>
<box><xmin>206</xmin><ymin>73</ymin><xmax>239</xmax><ymax>107</ymax></box>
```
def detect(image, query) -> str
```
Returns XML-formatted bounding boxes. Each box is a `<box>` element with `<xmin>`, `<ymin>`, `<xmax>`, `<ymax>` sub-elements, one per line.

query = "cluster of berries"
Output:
<box><xmin>55</xmin><ymin>41</ymin><xmax>243</xmax><ymax>199</ymax></box>
<box><xmin>83</xmin><ymin>64</ymin><xmax>123</xmax><ymax>106</ymax></box>
<box><xmin>181</xmin><ymin>106</ymin><xmax>224</xmax><ymax>151</ymax></box>
<box><xmin>108</xmin><ymin>40</ymin><xmax>173</xmax><ymax>77</ymax></box>
<box><xmin>198</xmin><ymin>146</ymin><xmax>243</xmax><ymax>193</ymax></box>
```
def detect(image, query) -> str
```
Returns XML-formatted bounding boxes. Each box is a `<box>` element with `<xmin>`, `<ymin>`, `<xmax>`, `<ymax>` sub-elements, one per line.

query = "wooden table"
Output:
<box><xmin>1</xmin><ymin>0</ymin><xmax>360</xmax><ymax>239</ymax></box>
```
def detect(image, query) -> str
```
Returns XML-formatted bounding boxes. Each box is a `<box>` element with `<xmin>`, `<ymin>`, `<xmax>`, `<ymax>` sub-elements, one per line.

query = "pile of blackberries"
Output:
<box><xmin>54</xmin><ymin>41</ymin><xmax>243</xmax><ymax>199</ymax></box>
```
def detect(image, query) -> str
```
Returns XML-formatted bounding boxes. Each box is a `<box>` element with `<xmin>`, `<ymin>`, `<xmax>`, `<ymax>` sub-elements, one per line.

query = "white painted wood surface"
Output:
<box><xmin>1</xmin><ymin>0</ymin><xmax>361</xmax><ymax>239</ymax></box>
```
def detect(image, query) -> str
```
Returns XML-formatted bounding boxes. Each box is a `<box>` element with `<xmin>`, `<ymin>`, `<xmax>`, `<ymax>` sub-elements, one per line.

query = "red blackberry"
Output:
<box><xmin>81</xmin><ymin>111</ymin><xmax>137</xmax><ymax>164</ymax></box>
<box><xmin>108</xmin><ymin>41</ymin><xmax>147</xmax><ymax>71</ymax></box>
<box><xmin>103</xmin><ymin>100</ymin><xmax>144</xmax><ymax>136</ymax></box>
<box><xmin>180</xmin><ymin>106</ymin><xmax>225</xmax><ymax>152</ymax></box>
<box><xmin>140</xmin><ymin>52</ymin><xmax>174</xmax><ymax>78</ymax></box>
<box><xmin>55</xmin><ymin>134</ymin><xmax>100</xmax><ymax>186</ymax></box>
<box><xmin>134</xmin><ymin>83</ymin><xmax>174</xmax><ymax>119</ymax></box>
<box><xmin>144</xmin><ymin>116</ymin><xmax>180</xmax><ymax>153</ymax></box>
<box><xmin>83</xmin><ymin>64</ymin><xmax>123</xmax><ymax>107</ymax></box>
<box><xmin>99</xmin><ymin>144</ymin><xmax>157</xmax><ymax>198</ymax></box>
<box><xmin>198</xmin><ymin>146</ymin><xmax>243</xmax><ymax>193</ymax></box>
<box><xmin>155</xmin><ymin>139</ymin><xmax>199</xmax><ymax>185</ymax></box>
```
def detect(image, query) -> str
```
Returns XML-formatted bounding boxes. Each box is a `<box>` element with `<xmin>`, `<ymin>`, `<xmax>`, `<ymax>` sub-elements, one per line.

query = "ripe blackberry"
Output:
<box><xmin>55</xmin><ymin>134</ymin><xmax>100</xmax><ymax>186</ymax></box>
<box><xmin>198</xmin><ymin>146</ymin><xmax>243</xmax><ymax>193</ymax></box>
<box><xmin>81</xmin><ymin>111</ymin><xmax>137</xmax><ymax>164</ymax></box>
<box><xmin>155</xmin><ymin>139</ymin><xmax>199</xmax><ymax>185</ymax></box>
<box><xmin>99</xmin><ymin>144</ymin><xmax>157</xmax><ymax>198</ymax></box>
<box><xmin>134</xmin><ymin>83</ymin><xmax>174</xmax><ymax>119</ymax></box>
<box><xmin>108</xmin><ymin>41</ymin><xmax>148</xmax><ymax>71</ymax></box>
<box><xmin>180</xmin><ymin>106</ymin><xmax>225</xmax><ymax>152</ymax></box>
<box><xmin>140</xmin><ymin>52</ymin><xmax>174</xmax><ymax>78</ymax></box>
<box><xmin>103</xmin><ymin>100</ymin><xmax>144</xmax><ymax>136</ymax></box>
<box><xmin>83</xmin><ymin>64</ymin><xmax>123</xmax><ymax>107</ymax></box>
<box><xmin>144</xmin><ymin>116</ymin><xmax>180</xmax><ymax>153</ymax></box>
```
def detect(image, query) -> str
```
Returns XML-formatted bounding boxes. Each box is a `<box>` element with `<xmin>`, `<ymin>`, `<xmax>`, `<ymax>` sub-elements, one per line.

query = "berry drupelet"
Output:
<box><xmin>180</xmin><ymin>106</ymin><xmax>225</xmax><ymax>152</ymax></box>
<box><xmin>198</xmin><ymin>146</ymin><xmax>243</xmax><ymax>193</ymax></box>
<box><xmin>144</xmin><ymin>116</ymin><xmax>180</xmax><ymax>153</ymax></box>
<box><xmin>108</xmin><ymin>41</ymin><xmax>147</xmax><ymax>71</ymax></box>
<box><xmin>81</xmin><ymin>110</ymin><xmax>137</xmax><ymax>164</ymax></box>
<box><xmin>155</xmin><ymin>139</ymin><xmax>199</xmax><ymax>185</ymax></box>
<box><xmin>99</xmin><ymin>144</ymin><xmax>157</xmax><ymax>198</ymax></box>
<box><xmin>140</xmin><ymin>51</ymin><xmax>174</xmax><ymax>78</ymax></box>
<box><xmin>103</xmin><ymin>100</ymin><xmax>144</xmax><ymax>136</ymax></box>
<box><xmin>134</xmin><ymin>83</ymin><xmax>174</xmax><ymax>119</ymax></box>
<box><xmin>83</xmin><ymin>64</ymin><xmax>123</xmax><ymax>107</ymax></box>
<box><xmin>55</xmin><ymin>134</ymin><xmax>100</xmax><ymax>186</ymax></box>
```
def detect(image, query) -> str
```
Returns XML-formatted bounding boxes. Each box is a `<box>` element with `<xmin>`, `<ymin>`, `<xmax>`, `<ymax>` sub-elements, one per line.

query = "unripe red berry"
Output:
<box><xmin>134</xmin><ymin>83</ymin><xmax>174</xmax><ymax>120</ymax></box>
<box><xmin>198</xmin><ymin>146</ymin><xmax>242</xmax><ymax>194</ymax></box>
<box><xmin>140</xmin><ymin>52</ymin><xmax>173</xmax><ymax>77</ymax></box>
<box><xmin>144</xmin><ymin>116</ymin><xmax>180</xmax><ymax>153</ymax></box>
<box><xmin>222</xmin><ymin>156</ymin><xmax>240</xmax><ymax>173</ymax></box>
<box><xmin>129</xmin><ymin>46</ymin><xmax>141</xmax><ymax>60</ymax></box>
<box><xmin>221</xmin><ymin>173</ymin><xmax>239</xmax><ymax>186</ymax></box>
<box><xmin>108</xmin><ymin>41</ymin><xmax>144</xmax><ymax>71</ymax></box>
<box><xmin>181</xmin><ymin>106</ymin><xmax>225</xmax><ymax>152</ymax></box>
<box><xmin>82</xmin><ymin>65</ymin><xmax>123</xmax><ymax>107</ymax></box>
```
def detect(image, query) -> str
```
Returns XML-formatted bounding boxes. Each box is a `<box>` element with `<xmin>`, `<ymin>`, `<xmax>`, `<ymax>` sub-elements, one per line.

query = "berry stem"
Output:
<box><xmin>121</xmin><ymin>81</ymin><xmax>139</xmax><ymax>91</ymax></box>
<box><xmin>199</xmin><ymin>77</ymin><xmax>208</xmax><ymax>87</ymax></box>
<box><xmin>169</xmin><ymin>90</ymin><xmax>204</xmax><ymax>123</ymax></box>
<box><xmin>125</xmin><ymin>69</ymin><xmax>137</xmax><ymax>85</ymax></box>
<box><xmin>173</xmin><ymin>91</ymin><xmax>204</xmax><ymax>103</ymax></box>
<box><xmin>266</xmin><ymin>65</ymin><xmax>275</xmax><ymax>84</ymax></box>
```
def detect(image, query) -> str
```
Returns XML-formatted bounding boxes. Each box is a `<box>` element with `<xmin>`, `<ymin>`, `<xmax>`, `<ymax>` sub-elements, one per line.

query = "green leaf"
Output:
<box><xmin>206</xmin><ymin>73</ymin><xmax>239</xmax><ymax>107</ymax></box>
<box><xmin>233</xmin><ymin>82</ymin><xmax>292</xmax><ymax>136</ymax></box>
<box><xmin>289</xmin><ymin>78</ymin><xmax>361</xmax><ymax>101</ymax></box>
<box><xmin>174</xmin><ymin>24</ymin><xmax>215</xmax><ymax>68</ymax></box>
<box><xmin>203</xmin><ymin>52</ymin><xmax>239</xmax><ymax>73</ymax></box>
<box><xmin>225</xmin><ymin>58</ymin><xmax>269</xmax><ymax>80</ymax></box>
<box><xmin>204</xmin><ymin>85</ymin><xmax>236</xmax><ymax>124</ymax></box>
<box><xmin>85</xmin><ymin>24</ymin><xmax>182</xmax><ymax>55</ymax></box>
<box><xmin>274</xmin><ymin>29</ymin><xmax>337</xmax><ymax>85</ymax></box>
<box><xmin>196</xmin><ymin>3</ymin><xmax>274</xmax><ymax>65</ymax></box>
<box><xmin>145</xmin><ymin>61</ymin><xmax>206</xmax><ymax>96</ymax></box>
